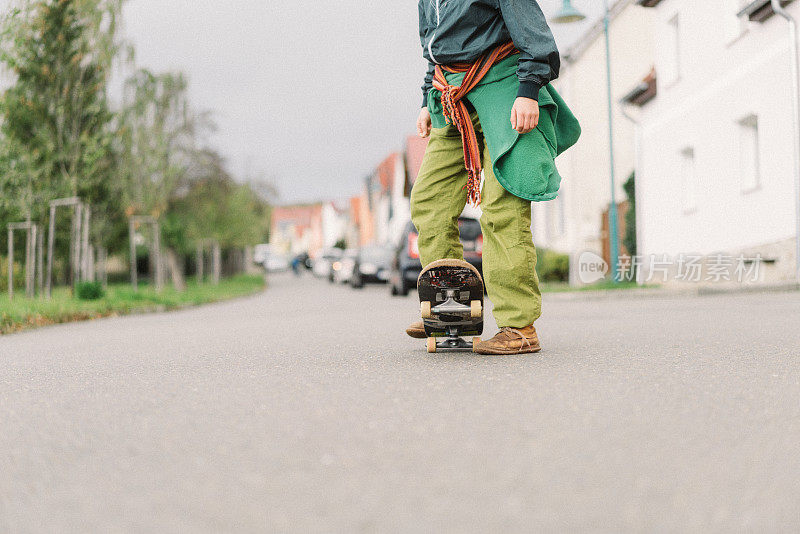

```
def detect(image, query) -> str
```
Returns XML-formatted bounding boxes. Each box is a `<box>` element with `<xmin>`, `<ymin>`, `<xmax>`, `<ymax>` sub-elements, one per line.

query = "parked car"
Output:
<box><xmin>264</xmin><ymin>252</ymin><xmax>290</xmax><ymax>273</ymax></box>
<box><xmin>253</xmin><ymin>243</ymin><xmax>273</xmax><ymax>265</ymax></box>
<box><xmin>350</xmin><ymin>245</ymin><xmax>393</xmax><ymax>288</ymax></box>
<box><xmin>389</xmin><ymin>217</ymin><xmax>483</xmax><ymax>296</ymax></box>
<box><xmin>312</xmin><ymin>248</ymin><xmax>343</xmax><ymax>278</ymax></box>
<box><xmin>253</xmin><ymin>244</ymin><xmax>291</xmax><ymax>273</ymax></box>
<box><xmin>331</xmin><ymin>248</ymin><xmax>359</xmax><ymax>283</ymax></box>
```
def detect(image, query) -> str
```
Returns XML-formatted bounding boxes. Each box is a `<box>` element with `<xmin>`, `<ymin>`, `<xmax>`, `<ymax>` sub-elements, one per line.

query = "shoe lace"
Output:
<box><xmin>499</xmin><ymin>327</ymin><xmax>532</xmax><ymax>353</ymax></box>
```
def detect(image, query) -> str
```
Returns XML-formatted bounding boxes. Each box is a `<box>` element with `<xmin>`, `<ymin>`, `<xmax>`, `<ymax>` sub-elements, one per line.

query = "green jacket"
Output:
<box><xmin>426</xmin><ymin>54</ymin><xmax>581</xmax><ymax>202</ymax></box>
<box><xmin>419</xmin><ymin>0</ymin><xmax>559</xmax><ymax>105</ymax></box>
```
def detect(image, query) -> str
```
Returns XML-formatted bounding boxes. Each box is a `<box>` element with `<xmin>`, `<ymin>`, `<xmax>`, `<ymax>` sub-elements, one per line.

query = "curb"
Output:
<box><xmin>544</xmin><ymin>283</ymin><xmax>800</xmax><ymax>301</ymax></box>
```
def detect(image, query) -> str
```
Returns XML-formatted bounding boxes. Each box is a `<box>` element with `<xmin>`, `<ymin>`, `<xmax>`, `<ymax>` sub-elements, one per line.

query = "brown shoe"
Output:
<box><xmin>474</xmin><ymin>324</ymin><xmax>542</xmax><ymax>355</ymax></box>
<box><xmin>406</xmin><ymin>320</ymin><xmax>427</xmax><ymax>339</ymax></box>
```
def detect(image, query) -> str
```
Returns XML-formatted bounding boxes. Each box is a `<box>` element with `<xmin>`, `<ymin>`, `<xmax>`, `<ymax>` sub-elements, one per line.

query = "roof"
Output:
<box><xmin>271</xmin><ymin>204</ymin><xmax>323</xmax><ymax>227</ymax></box>
<box><xmin>376</xmin><ymin>153</ymin><xmax>399</xmax><ymax>192</ymax></box>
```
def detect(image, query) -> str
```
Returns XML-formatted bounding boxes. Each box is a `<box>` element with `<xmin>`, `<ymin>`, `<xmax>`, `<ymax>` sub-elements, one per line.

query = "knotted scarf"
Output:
<box><xmin>432</xmin><ymin>41</ymin><xmax>519</xmax><ymax>205</ymax></box>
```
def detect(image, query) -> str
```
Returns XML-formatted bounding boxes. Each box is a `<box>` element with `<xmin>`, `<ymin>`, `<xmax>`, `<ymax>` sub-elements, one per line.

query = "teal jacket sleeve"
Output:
<box><xmin>498</xmin><ymin>0</ymin><xmax>561</xmax><ymax>101</ymax></box>
<box><xmin>419</xmin><ymin>1</ymin><xmax>435</xmax><ymax>107</ymax></box>
<box><xmin>421</xmin><ymin>61</ymin><xmax>435</xmax><ymax>108</ymax></box>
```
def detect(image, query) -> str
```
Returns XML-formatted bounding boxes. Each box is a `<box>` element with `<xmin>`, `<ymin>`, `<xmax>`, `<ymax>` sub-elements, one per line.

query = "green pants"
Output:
<box><xmin>410</xmin><ymin>115</ymin><xmax>541</xmax><ymax>328</ymax></box>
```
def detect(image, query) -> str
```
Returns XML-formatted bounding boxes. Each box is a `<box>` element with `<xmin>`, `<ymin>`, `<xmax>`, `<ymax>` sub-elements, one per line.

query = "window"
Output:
<box><xmin>662</xmin><ymin>14</ymin><xmax>681</xmax><ymax>86</ymax></box>
<box><xmin>680</xmin><ymin>147</ymin><xmax>697</xmax><ymax>213</ymax></box>
<box><xmin>739</xmin><ymin>114</ymin><xmax>760</xmax><ymax>192</ymax></box>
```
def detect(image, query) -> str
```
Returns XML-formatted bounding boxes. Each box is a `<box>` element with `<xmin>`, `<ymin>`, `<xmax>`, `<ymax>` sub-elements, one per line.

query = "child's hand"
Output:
<box><xmin>511</xmin><ymin>97</ymin><xmax>539</xmax><ymax>134</ymax></box>
<box><xmin>417</xmin><ymin>107</ymin><xmax>432</xmax><ymax>138</ymax></box>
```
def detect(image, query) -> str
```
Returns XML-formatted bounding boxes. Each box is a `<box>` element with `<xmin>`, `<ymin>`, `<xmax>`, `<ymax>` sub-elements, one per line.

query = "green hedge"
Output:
<box><xmin>536</xmin><ymin>248</ymin><xmax>570</xmax><ymax>283</ymax></box>
<box><xmin>75</xmin><ymin>281</ymin><xmax>105</xmax><ymax>300</ymax></box>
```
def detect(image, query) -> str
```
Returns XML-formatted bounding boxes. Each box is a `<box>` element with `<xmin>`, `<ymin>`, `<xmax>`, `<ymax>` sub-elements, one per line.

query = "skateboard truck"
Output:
<box><xmin>421</xmin><ymin>288</ymin><xmax>482</xmax><ymax>319</ymax></box>
<box><xmin>432</xmin><ymin>289</ymin><xmax>472</xmax><ymax>315</ymax></box>
<box><xmin>427</xmin><ymin>326</ymin><xmax>478</xmax><ymax>352</ymax></box>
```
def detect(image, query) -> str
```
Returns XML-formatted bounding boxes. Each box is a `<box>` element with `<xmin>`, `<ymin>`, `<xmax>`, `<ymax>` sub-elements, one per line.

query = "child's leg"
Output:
<box><xmin>410</xmin><ymin>123</ymin><xmax>469</xmax><ymax>267</ymax></box>
<box><xmin>479</xmin><ymin>137</ymin><xmax>542</xmax><ymax>328</ymax></box>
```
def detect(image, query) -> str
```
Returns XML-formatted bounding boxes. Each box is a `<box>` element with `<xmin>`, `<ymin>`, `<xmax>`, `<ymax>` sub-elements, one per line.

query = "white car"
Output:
<box><xmin>332</xmin><ymin>249</ymin><xmax>359</xmax><ymax>284</ymax></box>
<box><xmin>312</xmin><ymin>248</ymin><xmax>343</xmax><ymax>278</ymax></box>
<box><xmin>253</xmin><ymin>244</ymin><xmax>273</xmax><ymax>265</ymax></box>
<box><xmin>263</xmin><ymin>253</ymin><xmax>289</xmax><ymax>273</ymax></box>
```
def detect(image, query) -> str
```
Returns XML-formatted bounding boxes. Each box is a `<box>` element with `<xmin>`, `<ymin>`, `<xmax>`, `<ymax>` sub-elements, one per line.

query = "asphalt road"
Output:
<box><xmin>2</xmin><ymin>273</ymin><xmax>800</xmax><ymax>533</ymax></box>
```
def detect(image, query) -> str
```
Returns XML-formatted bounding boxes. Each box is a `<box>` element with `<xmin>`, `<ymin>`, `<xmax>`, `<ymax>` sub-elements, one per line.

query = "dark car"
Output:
<box><xmin>389</xmin><ymin>217</ymin><xmax>483</xmax><ymax>296</ymax></box>
<box><xmin>350</xmin><ymin>245</ymin><xmax>393</xmax><ymax>288</ymax></box>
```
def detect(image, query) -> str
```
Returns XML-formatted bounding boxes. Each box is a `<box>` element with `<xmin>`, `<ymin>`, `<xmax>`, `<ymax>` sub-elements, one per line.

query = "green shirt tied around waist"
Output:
<box><xmin>426</xmin><ymin>54</ymin><xmax>582</xmax><ymax>202</ymax></box>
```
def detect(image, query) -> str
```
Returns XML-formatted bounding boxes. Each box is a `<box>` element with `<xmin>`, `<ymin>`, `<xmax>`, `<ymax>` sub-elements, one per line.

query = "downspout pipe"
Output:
<box><xmin>771</xmin><ymin>0</ymin><xmax>800</xmax><ymax>282</ymax></box>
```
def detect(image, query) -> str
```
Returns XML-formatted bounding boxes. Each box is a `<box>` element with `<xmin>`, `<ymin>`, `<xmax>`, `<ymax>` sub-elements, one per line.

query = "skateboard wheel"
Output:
<box><xmin>421</xmin><ymin>301</ymin><xmax>432</xmax><ymax>319</ymax></box>
<box><xmin>472</xmin><ymin>337</ymin><xmax>481</xmax><ymax>352</ymax></box>
<box><xmin>427</xmin><ymin>337</ymin><xmax>437</xmax><ymax>353</ymax></box>
<box><xmin>470</xmin><ymin>300</ymin><xmax>482</xmax><ymax>318</ymax></box>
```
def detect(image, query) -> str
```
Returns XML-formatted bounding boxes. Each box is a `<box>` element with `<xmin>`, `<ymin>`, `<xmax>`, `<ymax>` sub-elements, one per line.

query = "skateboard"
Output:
<box><xmin>417</xmin><ymin>259</ymin><xmax>484</xmax><ymax>353</ymax></box>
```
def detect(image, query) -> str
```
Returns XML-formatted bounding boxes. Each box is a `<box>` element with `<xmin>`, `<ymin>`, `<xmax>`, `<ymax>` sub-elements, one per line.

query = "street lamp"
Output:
<box><xmin>553</xmin><ymin>0</ymin><xmax>587</xmax><ymax>24</ymax></box>
<box><xmin>553</xmin><ymin>0</ymin><xmax>621</xmax><ymax>283</ymax></box>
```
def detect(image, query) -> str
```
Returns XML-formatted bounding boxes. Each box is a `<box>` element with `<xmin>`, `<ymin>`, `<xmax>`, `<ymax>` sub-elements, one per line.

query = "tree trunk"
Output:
<box><xmin>24</xmin><ymin>221</ymin><xmax>31</xmax><ymax>298</ymax></box>
<box><xmin>70</xmin><ymin>203</ymin><xmax>81</xmax><ymax>288</ymax></box>
<box><xmin>244</xmin><ymin>246</ymin><xmax>259</xmax><ymax>275</ymax></box>
<box><xmin>196</xmin><ymin>244</ymin><xmax>204</xmax><ymax>282</ymax></box>
<box><xmin>148</xmin><ymin>239</ymin><xmax>155</xmax><ymax>286</ymax></box>
<box><xmin>153</xmin><ymin>222</ymin><xmax>163</xmax><ymax>293</ymax></box>
<box><xmin>99</xmin><ymin>247</ymin><xmax>108</xmax><ymax>289</ymax></box>
<box><xmin>81</xmin><ymin>207</ymin><xmax>90</xmax><ymax>281</ymax></box>
<box><xmin>88</xmin><ymin>246</ymin><xmax>96</xmax><ymax>282</ymax></box>
<box><xmin>212</xmin><ymin>242</ymin><xmax>221</xmax><ymax>285</ymax></box>
<box><xmin>166</xmin><ymin>247</ymin><xmax>186</xmax><ymax>292</ymax></box>
<box><xmin>129</xmin><ymin>219</ymin><xmax>138</xmax><ymax>291</ymax></box>
<box><xmin>7</xmin><ymin>227</ymin><xmax>13</xmax><ymax>300</ymax></box>
<box><xmin>25</xmin><ymin>223</ymin><xmax>35</xmax><ymax>298</ymax></box>
<box><xmin>37</xmin><ymin>227</ymin><xmax>44</xmax><ymax>297</ymax></box>
<box><xmin>46</xmin><ymin>204</ymin><xmax>56</xmax><ymax>299</ymax></box>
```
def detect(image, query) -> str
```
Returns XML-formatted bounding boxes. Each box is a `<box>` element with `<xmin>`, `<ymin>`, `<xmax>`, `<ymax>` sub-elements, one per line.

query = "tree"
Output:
<box><xmin>1</xmin><ymin>0</ymin><xmax>122</xmax><ymax>201</ymax></box>
<box><xmin>174</xmin><ymin>149</ymin><xmax>270</xmax><ymax>249</ymax></box>
<box><xmin>118</xmin><ymin>70</ymin><xmax>201</xmax><ymax>217</ymax></box>
<box><xmin>0</xmin><ymin>0</ymin><xmax>123</xmax><ymax>290</ymax></box>
<box><xmin>118</xmin><ymin>68</ymin><xmax>217</xmax><ymax>289</ymax></box>
<box><xmin>623</xmin><ymin>172</ymin><xmax>636</xmax><ymax>258</ymax></box>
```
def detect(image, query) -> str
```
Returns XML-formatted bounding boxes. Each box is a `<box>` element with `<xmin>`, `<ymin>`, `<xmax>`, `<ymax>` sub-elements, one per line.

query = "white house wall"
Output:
<box><xmin>321</xmin><ymin>203</ymin><xmax>348</xmax><ymax>250</ymax></box>
<box><xmin>639</xmin><ymin>0</ymin><xmax>800</xmax><ymax>280</ymax></box>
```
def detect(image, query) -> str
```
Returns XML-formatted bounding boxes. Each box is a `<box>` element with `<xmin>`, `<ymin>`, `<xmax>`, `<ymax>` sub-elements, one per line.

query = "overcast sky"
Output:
<box><xmin>120</xmin><ymin>1</ymin><xmax>603</xmax><ymax>205</ymax></box>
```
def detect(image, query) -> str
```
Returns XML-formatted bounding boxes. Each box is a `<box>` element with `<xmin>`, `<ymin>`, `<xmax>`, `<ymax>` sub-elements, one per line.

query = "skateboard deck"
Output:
<box><xmin>417</xmin><ymin>259</ymin><xmax>484</xmax><ymax>353</ymax></box>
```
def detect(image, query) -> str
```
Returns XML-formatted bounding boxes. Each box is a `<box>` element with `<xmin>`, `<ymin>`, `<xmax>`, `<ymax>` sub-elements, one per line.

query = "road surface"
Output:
<box><xmin>2</xmin><ymin>274</ymin><xmax>800</xmax><ymax>532</ymax></box>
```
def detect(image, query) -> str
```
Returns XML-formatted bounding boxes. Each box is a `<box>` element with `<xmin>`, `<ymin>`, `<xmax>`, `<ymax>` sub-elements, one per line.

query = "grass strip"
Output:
<box><xmin>0</xmin><ymin>274</ymin><xmax>266</xmax><ymax>335</ymax></box>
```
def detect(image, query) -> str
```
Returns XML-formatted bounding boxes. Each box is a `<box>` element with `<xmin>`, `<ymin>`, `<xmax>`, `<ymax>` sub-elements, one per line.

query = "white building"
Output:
<box><xmin>637</xmin><ymin>0</ymin><xmax>800</xmax><ymax>283</ymax></box>
<box><xmin>388</xmin><ymin>152</ymin><xmax>411</xmax><ymax>247</ymax></box>
<box><xmin>534</xmin><ymin>0</ymin><xmax>658</xmax><ymax>284</ymax></box>
<box><xmin>321</xmin><ymin>201</ymin><xmax>349</xmax><ymax>250</ymax></box>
